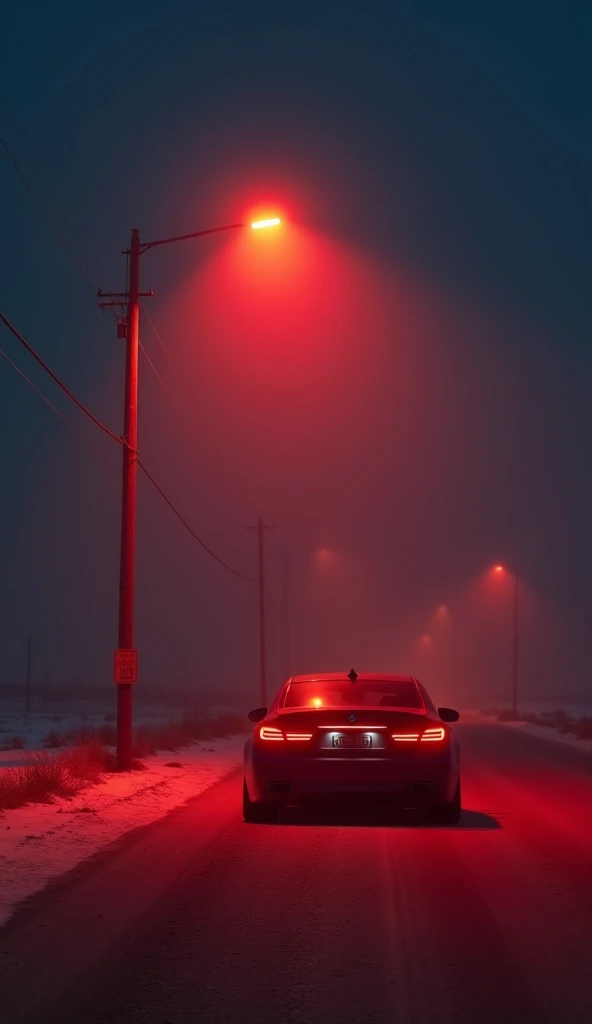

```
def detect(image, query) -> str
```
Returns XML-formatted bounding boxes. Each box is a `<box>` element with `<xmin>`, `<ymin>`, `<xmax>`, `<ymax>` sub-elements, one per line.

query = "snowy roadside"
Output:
<box><xmin>475</xmin><ymin>712</ymin><xmax>592</xmax><ymax>755</ymax></box>
<box><xmin>0</xmin><ymin>735</ymin><xmax>246</xmax><ymax>927</ymax></box>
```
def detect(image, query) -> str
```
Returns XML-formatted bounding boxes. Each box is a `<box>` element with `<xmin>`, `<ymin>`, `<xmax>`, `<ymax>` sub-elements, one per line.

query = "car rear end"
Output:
<box><xmin>245</xmin><ymin>706</ymin><xmax>459</xmax><ymax>810</ymax></box>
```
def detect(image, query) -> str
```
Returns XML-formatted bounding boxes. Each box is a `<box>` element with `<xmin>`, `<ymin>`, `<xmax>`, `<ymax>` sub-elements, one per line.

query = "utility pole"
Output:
<box><xmin>97</xmin><ymin>216</ymin><xmax>279</xmax><ymax>769</ymax></box>
<box><xmin>511</xmin><ymin>572</ymin><xmax>519</xmax><ymax>715</ymax></box>
<box><xmin>248</xmin><ymin>518</ymin><xmax>273</xmax><ymax>707</ymax></box>
<box><xmin>99</xmin><ymin>230</ymin><xmax>152</xmax><ymax>770</ymax></box>
<box><xmin>25</xmin><ymin>634</ymin><xmax>32</xmax><ymax>714</ymax></box>
<box><xmin>282</xmin><ymin>550</ymin><xmax>290</xmax><ymax>680</ymax></box>
<box><xmin>116</xmin><ymin>227</ymin><xmax>140</xmax><ymax>770</ymax></box>
<box><xmin>447</xmin><ymin>614</ymin><xmax>455</xmax><ymax>693</ymax></box>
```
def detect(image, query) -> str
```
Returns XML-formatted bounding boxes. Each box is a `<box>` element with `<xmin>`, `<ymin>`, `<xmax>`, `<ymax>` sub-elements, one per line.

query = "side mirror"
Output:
<box><xmin>248</xmin><ymin>707</ymin><xmax>268</xmax><ymax>723</ymax></box>
<box><xmin>438</xmin><ymin>707</ymin><xmax>459</xmax><ymax>723</ymax></box>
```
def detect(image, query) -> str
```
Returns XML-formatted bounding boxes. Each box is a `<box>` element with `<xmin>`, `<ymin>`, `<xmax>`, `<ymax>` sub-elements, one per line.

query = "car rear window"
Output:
<box><xmin>282</xmin><ymin>679</ymin><xmax>423</xmax><ymax>710</ymax></box>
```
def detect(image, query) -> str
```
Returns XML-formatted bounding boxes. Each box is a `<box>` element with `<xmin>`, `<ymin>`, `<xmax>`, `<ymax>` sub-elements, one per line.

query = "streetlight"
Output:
<box><xmin>433</xmin><ymin>604</ymin><xmax>455</xmax><ymax>689</ymax></box>
<box><xmin>489</xmin><ymin>564</ymin><xmax>519</xmax><ymax>715</ymax></box>
<box><xmin>251</xmin><ymin>217</ymin><xmax>281</xmax><ymax>229</ymax></box>
<box><xmin>99</xmin><ymin>215</ymin><xmax>281</xmax><ymax>770</ymax></box>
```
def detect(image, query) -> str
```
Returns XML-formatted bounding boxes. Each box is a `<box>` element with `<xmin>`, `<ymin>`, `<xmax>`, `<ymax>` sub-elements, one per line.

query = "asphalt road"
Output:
<box><xmin>2</xmin><ymin>720</ymin><xmax>592</xmax><ymax>1024</ymax></box>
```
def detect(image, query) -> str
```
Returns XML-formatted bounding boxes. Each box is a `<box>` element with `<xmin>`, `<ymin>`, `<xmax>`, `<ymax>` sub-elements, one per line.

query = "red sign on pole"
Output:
<box><xmin>114</xmin><ymin>649</ymin><xmax>138</xmax><ymax>684</ymax></box>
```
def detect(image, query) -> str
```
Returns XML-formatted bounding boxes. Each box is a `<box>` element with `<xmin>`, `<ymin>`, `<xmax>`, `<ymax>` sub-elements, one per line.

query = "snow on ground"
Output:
<box><xmin>0</xmin><ymin>706</ymin><xmax>232</xmax><ymax>752</ymax></box>
<box><xmin>473</xmin><ymin>708</ymin><xmax>592</xmax><ymax>755</ymax></box>
<box><xmin>0</xmin><ymin>735</ymin><xmax>246</xmax><ymax>927</ymax></box>
<box><xmin>481</xmin><ymin>701</ymin><xmax>592</xmax><ymax>719</ymax></box>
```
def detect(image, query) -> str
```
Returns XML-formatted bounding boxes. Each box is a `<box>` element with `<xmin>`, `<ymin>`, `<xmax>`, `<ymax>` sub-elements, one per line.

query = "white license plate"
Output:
<box><xmin>332</xmin><ymin>734</ymin><xmax>372</xmax><ymax>748</ymax></box>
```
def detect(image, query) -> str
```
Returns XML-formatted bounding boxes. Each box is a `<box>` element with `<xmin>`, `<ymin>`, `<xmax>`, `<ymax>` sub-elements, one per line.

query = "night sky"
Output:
<box><xmin>1</xmin><ymin>1</ymin><xmax>591</xmax><ymax>706</ymax></box>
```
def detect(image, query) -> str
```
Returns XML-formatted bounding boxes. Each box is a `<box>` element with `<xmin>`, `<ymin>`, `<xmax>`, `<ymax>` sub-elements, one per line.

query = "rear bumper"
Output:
<box><xmin>246</xmin><ymin>751</ymin><xmax>458</xmax><ymax>806</ymax></box>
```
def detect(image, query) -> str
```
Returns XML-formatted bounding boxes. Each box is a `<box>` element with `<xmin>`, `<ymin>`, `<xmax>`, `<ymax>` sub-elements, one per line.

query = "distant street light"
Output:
<box><xmin>99</xmin><ymin>215</ymin><xmax>281</xmax><ymax>770</ymax></box>
<box><xmin>489</xmin><ymin>564</ymin><xmax>519</xmax><ymax>715</ymax></box>
<box><xmin>432</xmin><ymin>604</ymin><xmax>455</xmax><ymax>689</ymax></box>
<box><xmin>314</xmin><ymin>546</ymin><xmax>339</xmax><ymax>568</ymax></box>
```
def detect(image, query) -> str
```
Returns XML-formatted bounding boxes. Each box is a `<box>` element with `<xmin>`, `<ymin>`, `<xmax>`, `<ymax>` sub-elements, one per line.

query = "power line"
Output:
<box><xmin>134</xmin><ymin>327</ymin><xmax>255</xmax><ymax>581</ymax></box>
<box><xmin>0</xmin><ymin>93</ymin><xmax>37</xmax><ymax>165</ymax></box>
<box><xmin>141</xmin><ymin>305</ymin><xmax>176</xmax><ymax>371</ymax></box>
<box><xmin>0</xmin><ymin>94</ymin><xmax>126</xmax><ymax>415</ymax></box>
<box><xmin>139</xmin><ymin>340</ymin><xmax>170</xmax><ymax>397</ymax></box>
<box><xmin>127</xmin><ymin>320</ymin><xmax>257</xmax><ymax>583</ymax></box>
<box><xmin>137</xmin><ymin>461</ymin><xmax>256</xmax><ymax>583</ymax></box>
<box><xmin>0</xmin><ymin>344</ymin><xmax>120</xmax><ymax>479</ymax></box>
<box><xmin>1</xmin><ymin>310</ymin><xmax>254</xmax><ymax>583</ymax></box>
<box><xmin>138</xmin><ymin>307</ymin><xmax>210</xmax><ymax>439</ymax></box>
<box><xmin>1</xmin><ymin>343</ymin><xmax>83</xmax><ymax>435</ymax></box>
<box><xmin>0</xmin><ymin>92</ymin><xmax>102</xmax><ymax>281</ymax></box>
<box><xmin>0</xmin><ymin>129</ymin><xmax>99</xmax><ymax>290</ymax></box>
<box><xmin>0</xmin><ymin>311</ymin><xmax>124</xmax><ymax>446</ymax></box>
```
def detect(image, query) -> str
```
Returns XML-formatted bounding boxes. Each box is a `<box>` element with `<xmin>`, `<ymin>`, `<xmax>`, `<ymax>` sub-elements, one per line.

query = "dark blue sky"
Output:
<box><xmin>1</xmin><ymin>1</ymin><xmax>591</xmax><ymax>703</ymax></box>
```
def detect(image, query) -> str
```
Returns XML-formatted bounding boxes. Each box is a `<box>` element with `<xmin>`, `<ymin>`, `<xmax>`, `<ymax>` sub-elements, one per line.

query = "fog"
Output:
<box><xmin>1</xmin><ymin>3</ymin><xmax>590</xmax><ymax>713</ymax></box>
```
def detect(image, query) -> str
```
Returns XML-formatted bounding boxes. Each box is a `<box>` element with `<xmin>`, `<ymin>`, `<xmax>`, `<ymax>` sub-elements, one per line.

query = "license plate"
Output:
<box><xmin>332</xmin><ymin>734</ymin><xmax>372</xmax><ymax>748</ymax></box>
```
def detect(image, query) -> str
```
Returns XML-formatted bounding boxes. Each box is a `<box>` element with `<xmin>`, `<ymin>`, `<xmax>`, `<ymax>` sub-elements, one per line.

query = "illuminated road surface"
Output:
<box><xmin>2</xmin><ymin>721</ymin><xmax>592</xmax><ymax>1023</ymax></box>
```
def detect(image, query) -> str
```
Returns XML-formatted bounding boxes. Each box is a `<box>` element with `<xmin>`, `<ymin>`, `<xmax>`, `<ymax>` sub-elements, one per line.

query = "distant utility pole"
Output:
<box><xmin>25</xmin><ymin>634</ymin><xmax>32</xmax><ymax>714</ymax></box>
<box><xmin>248</xmin><ymin>518</ymin><xmax>273</xmax><ymax>707</ymax></box>
<box><xmin>282</xmin><ymin>550</ymin><xmax>290</xmax><ymax>681</ymax></box>
<box><xmin>512</xmin><ymin>573</ymin><xmax>519</xmax><ymax>716</ymax></box>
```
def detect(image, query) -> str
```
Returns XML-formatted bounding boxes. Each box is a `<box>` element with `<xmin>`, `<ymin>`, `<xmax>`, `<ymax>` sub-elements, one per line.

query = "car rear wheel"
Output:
<box><xmin>242</xmin><ymin>778</ymin><xmax>278</xmax><ymax>823</ymax></box>
<box><xmin>427</xmin><ymin>778</ymin><xmax>461</xmax><ymax>825</ymax></box>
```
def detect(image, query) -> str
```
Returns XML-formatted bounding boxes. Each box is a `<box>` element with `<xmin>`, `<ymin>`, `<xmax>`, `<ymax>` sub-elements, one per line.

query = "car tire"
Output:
<box><xmin>242</xmin><ymin>778</ymin><xmax>278</xmax><ymax>823</ymax></box>
<box><xmin>427</xmin><ymin>778</ymin><xmax>461</xmax><ymax>825</ymax></box>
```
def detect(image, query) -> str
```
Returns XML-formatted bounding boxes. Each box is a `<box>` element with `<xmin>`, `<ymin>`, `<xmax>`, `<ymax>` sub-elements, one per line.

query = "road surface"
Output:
<box><xmin>1</xmin><ymin>720</ymin><xmax>592</xmax><ymax>1023</ymax></box>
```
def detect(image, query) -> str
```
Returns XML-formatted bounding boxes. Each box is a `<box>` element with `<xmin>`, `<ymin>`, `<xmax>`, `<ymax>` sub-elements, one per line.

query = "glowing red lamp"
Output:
<box><xmin>250</xmin><ymin>217</ymin><xmax>281</xmax><ymax>230</ymax></box>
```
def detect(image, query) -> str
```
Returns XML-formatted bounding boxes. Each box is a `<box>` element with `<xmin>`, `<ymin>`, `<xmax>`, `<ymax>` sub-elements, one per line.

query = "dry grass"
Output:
<box><xmin>0</xmin><ymin>735</ymin><xmax>25</xmax><ymax>751</ymax></box>
<box><xmin>44</xmin><ymin>724</ymin><xmax>116</xmax><ymax>748</ymax></box>
<box><xmin>560</xmin><ymin>716</ymin><xmax>592</xmax><ymax>740</ymax></box>
<box><xmin>42</xmin><ymin>712</ymin><xmax>244</xmax><ymax>756</ymax></box>
<box><xmin>0</xmin><ymin>742</ymin><xmax>112</xmax><ymax>811</ymax></box>
<box><xmin>485</xmin><ymin>707</ymin><xmax>592</xmax><ymax>741</ymax></box>
<box><xmin>0</xmin><ymin>712</ymin><xmax>246</xmax><ymax>810</ymax></box>
<box><xmin>496</xmin><ymin>709</ymin><xmax>522</xmax><ymax>722</ymax></box>
<box><xmin>0</xmin><ymin>708</ymin><xmax>243</xmax><ymax>811</ymax></box>
<box><xmin>131</xmin><ymin>713</ymin><xmax>245</xmax><ymax>757</ymax></box>
<box><xmin>43</xmin><ymin>730</ymin><xmax>71</xmax><ymax>749</ymax></box>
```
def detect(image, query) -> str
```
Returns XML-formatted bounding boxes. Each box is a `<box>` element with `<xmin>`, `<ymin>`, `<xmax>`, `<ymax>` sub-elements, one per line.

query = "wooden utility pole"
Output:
<box><xmin>248</xmin><ymin>518</ymin><xmax>273</xmax><ymax>706</ymax></box>
<box><xmin>282</xmin><ymin>550</ymin><xmax>290</xmax><ymax>680</ymax></box>
<box><xmin>25</xmin><ymin>634</ymin><xmax>32</xmax><ymax>714</ymax></box>
<box><xmin>511</xmin><ymin>573</ymin><xmax>519</xmax><ymax>715</ymax></box>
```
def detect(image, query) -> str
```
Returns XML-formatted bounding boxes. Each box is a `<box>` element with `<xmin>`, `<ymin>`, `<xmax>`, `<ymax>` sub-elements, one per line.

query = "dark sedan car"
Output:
<box><xmin>243</xmin><ymin>671</ymin><xmax>461</xmax><ymax>823</ymax></box>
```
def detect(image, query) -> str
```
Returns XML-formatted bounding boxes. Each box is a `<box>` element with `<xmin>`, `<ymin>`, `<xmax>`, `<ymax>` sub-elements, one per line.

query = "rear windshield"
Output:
<box><xmin>281</xmin><ymin>679</ymin><xmax>423</xmax><ymax>710</ymax></box>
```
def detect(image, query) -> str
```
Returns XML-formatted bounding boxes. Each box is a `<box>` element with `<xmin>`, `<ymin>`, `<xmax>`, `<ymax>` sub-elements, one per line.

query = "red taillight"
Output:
<box><xmin>259</xmin><ymin>726</ymin><xmax>312</xmax><ymax>742</ymax></box>
<box><xmin>421</xmin><ymin>727</ymin><xmax>446</xmax><ymax>742</ymax></box>
<box><xmin>391</xmin><ymin>726</ymin><xmax>447</xmax><ymax>743</ymax></box>
<box><xmin>259</xmin><ymin>726</ymin><xmax>284</xmax><ymax>741</ymax></box>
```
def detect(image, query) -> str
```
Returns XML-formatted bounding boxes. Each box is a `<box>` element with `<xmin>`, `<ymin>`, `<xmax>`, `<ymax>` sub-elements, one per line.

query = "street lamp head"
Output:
<box><xmin>250</xmin><ymin>217</ymin><xmax>281</xmax><ymax>230</ymax></box>
<box><xmin>492</xmin><ymin>564</ymin><xmax>505</xmax><ymax>575</ymax></box>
